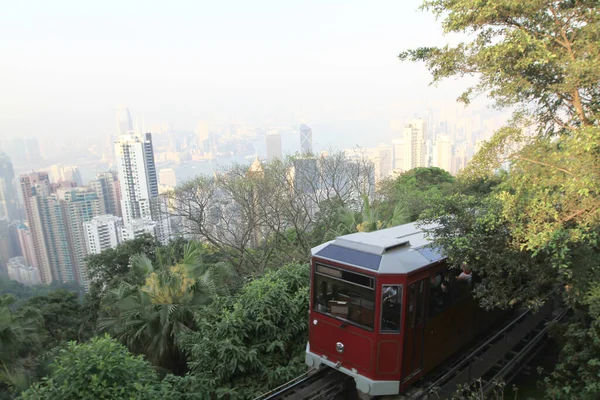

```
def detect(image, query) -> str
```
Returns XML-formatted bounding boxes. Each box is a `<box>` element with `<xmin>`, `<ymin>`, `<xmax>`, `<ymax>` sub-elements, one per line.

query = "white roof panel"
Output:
<box><xmin>311</xmin><ymin>221</ymin><xmax>443</xmax><ymax>275</ymax></box>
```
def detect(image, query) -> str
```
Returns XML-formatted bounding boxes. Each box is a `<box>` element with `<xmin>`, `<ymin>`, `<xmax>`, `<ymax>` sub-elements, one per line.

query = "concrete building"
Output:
<box><xmin>392</xmin><ymin>138</ymin><xmax>406</xmax><ymax>172</ymax></box>
<box><xmin>57</xmin><ymin>187</ymin><xmax>102</xmax><ymax>287</ymax></box>
<box><xmin>115</xmin><ymin>129</ymin><xmax>170</xmax><ymax>244</ymax></box>
<box><xmin>16</xmin><ymin>224</ymin><xmax>36</xmax><ymax>268</ymax></box>
<box><xmin>266</xmin><ymin>131</ymin><xmax>283</xmax><ymax>162</ymax></box>
<box><xmin>7</xmin><ymin>256</ymin><xmax>41</xmax><ymax>286</ymax></box>
<box><xmin>19</xmin><ymin>172</ymin><xmax>53</xmax><ymax>283</ymax></box>
<box><xmin>0</xmin><ymin>152</ymin><xmax>18</xmax><ymax>221</ymax></box>
<box><xmin>84</xmin><ymin>215</ymin><xmax>123</xmax><ymax>255</ymax></box>
<box><xmin>403</xmin><ymin>118</ymin><xmax>427</xmax><ymax>170</ymax></box>
<box><xmin>91</xmin><ymin>170</ymin><xmax>122</xmax><ymax>218</ymax></box>
<box><xmin>435</xmin><ymin>135</ymin><xmax>453</xmax><ymax>173</ymax></box>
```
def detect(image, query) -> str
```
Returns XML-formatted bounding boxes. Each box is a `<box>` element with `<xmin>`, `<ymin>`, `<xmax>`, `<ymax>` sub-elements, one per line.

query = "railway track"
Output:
<box><xmin>254</xmin><ymin>368</ymin><xmax>353</xmax><ymax>400</ymax></box>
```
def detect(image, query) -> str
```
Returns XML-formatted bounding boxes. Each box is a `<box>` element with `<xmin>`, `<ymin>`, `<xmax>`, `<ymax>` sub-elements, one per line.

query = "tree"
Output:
<box><xmin>22</xmin><ymin>290</ymin><xmax>85</xmax><ymax>349</ymax></box>
<box><xmin>98</xmin><ymin>242</ymin><xmax>232</xmax><ymax>375</ymax></box>
<box><xmin>168</xmin><ymin>150</ymin><xmax>376</xmax><ymax>274</ymax></box>
<box><xmin>179</xmin><ymin>263</ymin><xmax>310</xmax><ymax>399</ymax></box>
<box><xmin>401</xmin><ymin>0</ymin><xmax>600</xmax><ymax>396</ymax></box>
<box><xmin>0</xmin><ymin>295</ymin><xmax>43</xmax><ymax>392</ymax></box>
<box><xmin>19</xmin><ymin>335</ymin><xmax>173</xmax><ymax>400</ymax></box>
<box><xmin>377</xmin><ymin>167</ymin><xmax>456</xmax><ymax>223</ymax></box>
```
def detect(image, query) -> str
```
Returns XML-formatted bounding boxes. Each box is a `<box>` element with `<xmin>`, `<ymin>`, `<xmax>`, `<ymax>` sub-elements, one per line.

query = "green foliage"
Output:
<box><xmin>19</xmin><ymin>335</ymin><xmax>173</xmax><ymax>400</ymax></box>
<box><xmin>179</xmin><ymin>263</ymin><xmax>310</xmax><ymax>399</ymax></box>
<box><xmin>99</xmin><ymin>241</ymin><xmax>233</xmax><ymax>375</ymax></box>
<box><xmin>0</xmin><ymin>295</ymin><xmax>43</xmax><ymax>393</ymax></box>
<box><xmin>377</xmin><ymin>167</ymin><xmax>457</xmax><ymax>223</ymax></box>
<box><xmin>404</xmin><ymin>0</ymin><xmax>600</xmax><ymax>397</ymax></box>
<box><xmin>0</xmin><ymin>277</ymin><xmax>81</xmax><ymax>309</ymax></box>
<box><xmin>23</xmin><ymin>290</ymin><xmax>85</xmax><ymax>348</ymax></box>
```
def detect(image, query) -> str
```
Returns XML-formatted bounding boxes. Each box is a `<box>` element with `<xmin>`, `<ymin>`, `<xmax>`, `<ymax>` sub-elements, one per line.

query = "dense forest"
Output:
<box><xmin>1</xmin><ymin>1</ymin><xmax>599</xmax><ymax>399</ymax></box>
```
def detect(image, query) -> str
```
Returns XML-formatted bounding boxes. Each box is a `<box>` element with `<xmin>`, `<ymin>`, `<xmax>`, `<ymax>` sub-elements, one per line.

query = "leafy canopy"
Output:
<box><xmin>19</xmin><ymin>335</ymin><xmax>172</xmax><ymax>400</ymax></box>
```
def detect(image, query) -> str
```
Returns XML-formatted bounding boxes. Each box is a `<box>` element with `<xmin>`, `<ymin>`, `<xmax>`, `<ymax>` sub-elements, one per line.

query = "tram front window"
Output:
<box><xmin>313</xmin><ymin>263</ymin><xmax>375</xmax><ymax>330</ymax></box>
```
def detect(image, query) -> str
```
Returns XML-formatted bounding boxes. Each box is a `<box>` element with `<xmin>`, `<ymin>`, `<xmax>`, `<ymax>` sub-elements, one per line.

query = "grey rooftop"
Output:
<box><xmin>311</xmin><ymin>221</ymin><xmax>444</xmax><ymax>274</ymax></box>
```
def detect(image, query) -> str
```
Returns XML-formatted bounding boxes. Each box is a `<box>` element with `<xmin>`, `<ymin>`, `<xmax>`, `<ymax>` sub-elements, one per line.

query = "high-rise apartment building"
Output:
<box><xmin>16</xmin><ymin>224</ymin><xmax>36</xmax><ymax>268</ymax></box>
<box><xmin>57</xmin><ymin>187</ymin><xmax>101</xmax><ymax>287</ymax></box>
<box><xmin>375</xmin><ymin>144</ymin><xmax>393</xmax><ymax>182</ymax></box>
<box><xmin>84</xmin><ymin>215</ymin><xmax>123</xmax><ymax>255</ymax></box>
<box><xmin>392</xmin><ymin>138</ymin><xmax>406</xmax><ymax>172</ymax></box>
<box><xmin>0</xmin><ymin>153</ymin><xmax>18</xmax><ymax>221</ymax></box>
<box><xmin>91</xmin><ymin>171</ymin><xmax>122</xmax><ymax>217</ymax></box>
<box><xmin>435</xmin><ymin>135</ymin><xmax>453</xmax><ymax>173</ymax></box>
<box><xmin>403</xmin><ymin>118</ymin><xmax>427</xmax><ymax>170</ymax></box>
<box><xmin>266</xmin><ymin>131</ymin><xmax>282</xmax><ymax>162</ymax></box>
<box><xmin>20</xmin><ymin>172</ymin><xmax>53</xmax><ymax>283</ymax></box>
<box><xmin>115</xmin><ymin>126</ymin><xmax>170</xmax><ymax>245</ymax></box>
<box><xmin>7</xmin><ymin>256</ymin><xmax>41</xmax><ymax>286</ymax></box>
<box><xmin>299</xmin><ymin>124</ymin><xmax>313</xmax><ymax>154</ymax></box>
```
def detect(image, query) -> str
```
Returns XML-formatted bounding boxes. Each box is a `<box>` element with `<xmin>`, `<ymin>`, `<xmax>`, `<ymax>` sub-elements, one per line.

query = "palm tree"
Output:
<box><xmin>99</xmin><ymin>241</ymin><xmax>231</xmax><ymax>375</ymax></box>
<box><xmin>0</xmin><ymin>295</ymin><xmax>43</xmax><ymax>391</ymax></box>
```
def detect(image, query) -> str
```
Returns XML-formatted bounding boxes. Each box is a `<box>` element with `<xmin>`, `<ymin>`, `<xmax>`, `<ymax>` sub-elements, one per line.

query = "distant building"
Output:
<box><xmin>289</xmin><ymin>157</ymin><xmax>319</xmax><ymax>194</ymax></box>
<box><xmin>435</xmin><ymin>135</ymin><xmax>453</xmax><ymax>173</ymax></box>
<box><xmin>91</xmin><ymin>171</ymin><xmax>122</xmax><ymax>218</ymax></box>
<box><xmin>115</xmin><ymin>129</ymin><xmax>170</xmax><ymax>245</ymax></box>
<box><xmin>159</xmin><ymin>168</ymin><xmax>177</xmax><ymax>187</ymax></box>
<box><xmin>392</xmin><ymin>138</ymin><xmax>406</xmax><ymax>172</ymax></box>
<box><xmin>403</xmin><ymin>118</ymin><xmax>427</xmax><ymax>170</ymax></box>
<box><xmin>20</xmin><ymin>172</ymin><xmax>54</xmax><ymax>283</ymax></box>
<box><xmin>299</xmin><ymin>124</ymin><xmax>313</xmax><ymax>154</ymax></box>
<box><xmin>61</xmin><ymin>166</ymin><xmax>84</xmax><ymax>186</ymax></box>
<box><xmin>121</xmin><ymin>218</ymin><xmax>157</xmax><ymax>242</ymax></box>
<box><xmin>16</xmin><ymin>224</ymin><xmax>36</xmax><ymax>268</ymax></box>
<box><xmin>84</xmin><ymin>215</ymin><xmax>123</xmax><ymax>255</ymax></box>
<box><xmin>266</xmin><ymin>131</ymin><xmax>282</xmax><ymax>162</ymax></box>
<box><xmin>7</xmin><ymin>257</ymin><xmax>41</xmax><ymax>286</ymax></box>
<box><xmin>56</xmin><ymin>187</ymin><xmax>102</xmax><ymax>287</ymax></box>
<box><xmin>375</xmin><ymin>144</ymin><xmax>393</xmax><ymax>182</ymax></box>
<box><xmin>0</xmin><ymin>152</ymin><xmax>18</xmax><ymax>221</ymax></box>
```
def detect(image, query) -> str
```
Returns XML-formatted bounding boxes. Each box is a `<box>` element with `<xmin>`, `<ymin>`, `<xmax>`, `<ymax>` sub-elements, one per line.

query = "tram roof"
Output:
<box><xmin>311</xmin><ymin>221</ymin><xmax>444</xmax><ymax>274</ymax></box>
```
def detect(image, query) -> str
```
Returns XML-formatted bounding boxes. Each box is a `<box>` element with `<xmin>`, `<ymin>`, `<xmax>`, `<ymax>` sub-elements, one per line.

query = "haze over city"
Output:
<box><xmin>2</xmin><ymin>0</ymin><xmax>505</xmax><ymax>152</ymax></box>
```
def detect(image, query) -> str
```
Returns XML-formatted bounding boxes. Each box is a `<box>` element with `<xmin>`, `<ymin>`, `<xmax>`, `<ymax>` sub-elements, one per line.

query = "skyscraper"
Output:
<box><xmin>266</xmin><ymin>131</ymin><xmax>282</xmax><ymax>162</ymax></box>
<box><xmin>403</xmin><ymin>118</ymin><xmax>427</xmax><ymax>170</ymax></box>
<box><xmin>16</xmin><ymin>224</ymin><xmax>36</xmax><ymax>268</ymax></box>
<box><xmin>57</xmin><ymin>187</ymin><xmax>101</xmax><ymax>287</ymax></box>
<box><xmin>392</xmin><ymin>138</ymin><xmax>406</xmax><ymax>172</ymax></box>
<box><xmin>0</xmin><ymin>152</ymin><xmax>18</xmax><ymax>221</ymax></box>
<box><xmin>435</xmin><ymin>135</ymin><xmax>453</xmax><ymax>173</ymax></box>
<box><xmin>19</xmin><ymin>172</ymin><xmax>53</xmax><ymax>283</ymax></box>
<box><xmin>84</xmin><ymin>215</ymin><xmax>123</xmax><ymax>255</ymax></box>
<box><xmin>91</xmin><ymin>171</ymin><xmax>122</xmax><ymax>217</ymax></box>
<box><xmin>115</xmin><ymin>129</ymin><xmax>170</xmax><ymax>244</ymax></box>
<box><xmin>299</xmin><ymin>124</ymin><xmax>313</xmax><ymax>154</ymax></box>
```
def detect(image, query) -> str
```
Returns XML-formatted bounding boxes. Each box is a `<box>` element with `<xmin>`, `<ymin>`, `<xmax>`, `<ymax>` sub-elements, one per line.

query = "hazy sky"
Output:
<box><xmin>1</xmin><ymin>0</ymin><xmax>485</xmax><ymax>143</ymax></box>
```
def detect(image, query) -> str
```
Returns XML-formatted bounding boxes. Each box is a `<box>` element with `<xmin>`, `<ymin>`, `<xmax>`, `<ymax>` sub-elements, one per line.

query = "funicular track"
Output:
<box><xmin>403</xmin><ymin>299</ymin><xmax>567</xmax><ymax>399</ymax></box>
<box><xmin>254</xmin><ymin>368</ymin><xmax>353</xmax><ymax>400</ymax></box>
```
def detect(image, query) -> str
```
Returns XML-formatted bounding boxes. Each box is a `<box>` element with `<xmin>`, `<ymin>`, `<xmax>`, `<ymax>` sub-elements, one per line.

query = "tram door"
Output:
<box><xmin>402</xmin><ymin>279</ymin><xmax>427</xmax><ymax>382</ymax></box>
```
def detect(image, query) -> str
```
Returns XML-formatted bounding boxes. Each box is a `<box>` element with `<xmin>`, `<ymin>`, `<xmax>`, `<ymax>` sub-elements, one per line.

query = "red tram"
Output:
<box><xmin>305</xmin><ymin>222</ymin><xmax>502</xmax><ymax>396</ymax></box>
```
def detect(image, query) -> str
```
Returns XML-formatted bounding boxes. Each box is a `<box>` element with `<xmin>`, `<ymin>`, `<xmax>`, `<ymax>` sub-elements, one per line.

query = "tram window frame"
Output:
<box><xmin>428</xmin><ymin>267</ymin><xmax>475</xmax><ymax>318</ymax></box>
<box><xmin>313</xmin><ymin>263</ymin><xmax>376</xmax><ymax>331</ymax></box>
<box><xmin>380</xmin><ymin>284</ymin><xmax>403</xmax><ymax>334</ymax></box>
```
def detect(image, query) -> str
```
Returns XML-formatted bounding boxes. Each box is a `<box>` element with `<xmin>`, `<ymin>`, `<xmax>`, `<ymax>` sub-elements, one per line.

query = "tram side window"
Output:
<box><xmin>428</xmin><ymin>267</ymin><xmax>475</xmax><ymax>317</ymax></box>
<box><xmin>381</xmin><ymin>285</ymin><xmax>403</xmax><ymax>333</ymax></box>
